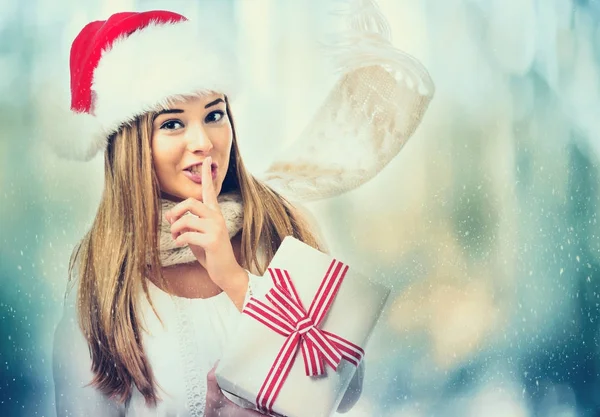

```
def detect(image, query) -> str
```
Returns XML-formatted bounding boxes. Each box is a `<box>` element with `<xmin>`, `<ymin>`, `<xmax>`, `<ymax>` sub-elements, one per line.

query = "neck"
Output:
<box><xmin>154</xmin><ymin>263</ymin><xmax>222</xmax><ymax>299</ymax></box>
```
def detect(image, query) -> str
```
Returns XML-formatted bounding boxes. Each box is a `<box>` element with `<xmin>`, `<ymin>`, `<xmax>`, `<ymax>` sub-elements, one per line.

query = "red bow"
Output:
<box><xmin>243</xmin><ymin>260</ymin><xmax>364</xmax><ymax>414</ymax></box>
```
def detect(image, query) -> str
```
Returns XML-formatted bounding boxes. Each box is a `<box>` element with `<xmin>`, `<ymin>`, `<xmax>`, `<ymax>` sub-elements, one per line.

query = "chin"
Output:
<box><xmin>184</xmin><ymin>189</ymin><xmax>204</xmax><ymax>202</ymax></box>
<box><xmin>159</xmin><ymin>187</ymin><xmax>195</xmax><ymax>203</ymax></box>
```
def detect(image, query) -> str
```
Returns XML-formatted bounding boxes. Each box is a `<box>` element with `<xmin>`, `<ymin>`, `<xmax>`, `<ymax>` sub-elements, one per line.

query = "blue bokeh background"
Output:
<box><xmin>2</xmin><ymin>0</ymin><xmax>600</xmax><ymax>416</ymax></box>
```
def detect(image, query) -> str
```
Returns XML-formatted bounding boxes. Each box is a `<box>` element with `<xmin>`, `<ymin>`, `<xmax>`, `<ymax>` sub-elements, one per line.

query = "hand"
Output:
<box><xmin>165</xmin><ymin>156</ymin><xmax>246</xmax><ymax>293</ymax></box>
<box><xmin>205</xmin><ymin>362</ymin><xmax>267</xmax><ymax>417</ymax></box>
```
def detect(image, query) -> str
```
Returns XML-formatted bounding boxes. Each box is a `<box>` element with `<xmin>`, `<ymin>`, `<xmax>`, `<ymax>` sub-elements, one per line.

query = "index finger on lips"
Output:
<box><xmin>202</xmin><ymin>156</ymin><xmax>218</xmax><ymax>211</ymax></box>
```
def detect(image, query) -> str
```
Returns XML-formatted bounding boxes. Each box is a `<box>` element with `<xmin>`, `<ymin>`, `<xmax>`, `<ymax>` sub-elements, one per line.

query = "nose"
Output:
<box><xmin>185</xmin><ymin>123</ymin><xmax>213</xmax><ymax>153</ymax></box>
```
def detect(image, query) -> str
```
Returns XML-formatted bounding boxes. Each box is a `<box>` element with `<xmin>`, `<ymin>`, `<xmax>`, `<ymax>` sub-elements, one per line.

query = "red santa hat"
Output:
<box><xmin>58</xmin><ymin>10</ymin><xmax>238</xmax><ymax>161</ymax></box>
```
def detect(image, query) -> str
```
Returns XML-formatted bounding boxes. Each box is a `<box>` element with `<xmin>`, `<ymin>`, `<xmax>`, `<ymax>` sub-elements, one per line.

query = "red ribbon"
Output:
<box><xmin>242</xmin><ymin>259</ymin><xmax>365</xmax><ymax>414</ymax></box>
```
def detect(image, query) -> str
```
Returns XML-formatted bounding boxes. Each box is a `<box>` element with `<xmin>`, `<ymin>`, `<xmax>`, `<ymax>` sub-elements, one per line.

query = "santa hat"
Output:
<box><xmin>56</xmin><ymin>10</ymin><xmax>238</xmax><ymax>161</ymax></box>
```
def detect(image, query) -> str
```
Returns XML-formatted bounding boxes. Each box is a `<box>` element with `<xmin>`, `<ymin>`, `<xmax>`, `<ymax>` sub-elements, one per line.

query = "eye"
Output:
<box><xmin>205</xmin><ymin>110</ymin><xmax>226</xmax><ymax>124</ymax></box>
<box><xmin>160</xmin><ymin>120</ymin><xmax>184</xmax><ymax>130</ymax></box>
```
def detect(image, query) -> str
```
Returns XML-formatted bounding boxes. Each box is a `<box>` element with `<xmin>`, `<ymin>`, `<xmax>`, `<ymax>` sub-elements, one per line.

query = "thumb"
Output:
<box><xmin>207</xmin><ymin>360</ymin><xmax>220</xmax><ymax>385</ymax></box>
<box><xmin>206</xmin><ymin>360</ymin><xmax>238</xmax><ymax>412</ymax></box>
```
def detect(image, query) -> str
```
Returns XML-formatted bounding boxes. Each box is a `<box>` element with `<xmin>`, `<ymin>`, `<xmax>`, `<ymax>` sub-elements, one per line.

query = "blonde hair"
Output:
<box><xmin>67</xmin><ymin>97</ymin><xmax>323</xmax><ymax>405</ymax></box>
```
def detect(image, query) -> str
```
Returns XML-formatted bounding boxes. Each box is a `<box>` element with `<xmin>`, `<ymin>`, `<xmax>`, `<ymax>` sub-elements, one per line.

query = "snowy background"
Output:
<box><xmin>1</xmin><ymin>0</ymin><xmax>600</xmax><ymax>416</ymax></box>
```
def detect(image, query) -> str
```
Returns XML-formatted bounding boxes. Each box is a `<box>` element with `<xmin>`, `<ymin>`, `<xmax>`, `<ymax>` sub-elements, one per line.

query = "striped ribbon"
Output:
<box><xmin>242</xmin><ymin>259</ymin><xmax>365</xmax><ymax>414</ymax></box>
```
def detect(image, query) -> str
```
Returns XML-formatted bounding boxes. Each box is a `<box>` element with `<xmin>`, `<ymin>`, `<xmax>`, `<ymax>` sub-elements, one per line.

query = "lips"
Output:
<box><xmin>182</xmin><ymin>162</ymin><xmax>218</xmax><ymax>184</ymax></box>
<box><xmin>183</xmin><ymin>160</ymin><xmax>218</xmax><ymax>173</ymax></box>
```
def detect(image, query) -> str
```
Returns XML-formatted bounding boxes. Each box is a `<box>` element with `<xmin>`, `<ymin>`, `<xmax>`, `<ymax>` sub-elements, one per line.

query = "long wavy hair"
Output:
<box><xmin>67</xmin><ymin>96</ymin><xmax>323</xmax><ymax>405</ymax></box>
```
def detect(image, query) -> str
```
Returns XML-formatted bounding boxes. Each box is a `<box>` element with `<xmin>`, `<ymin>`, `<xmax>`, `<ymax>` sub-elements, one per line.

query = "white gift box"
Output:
<box><xmin>216</xmin><ymin>236</ymin><xmax>390</xmax><ymax>417</ymax></box>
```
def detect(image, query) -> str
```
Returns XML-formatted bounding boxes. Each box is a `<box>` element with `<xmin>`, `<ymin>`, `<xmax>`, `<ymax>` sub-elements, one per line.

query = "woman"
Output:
<box><xmin>52</xmin><ymin>10</ymin><xmax>365</xmax><ymax>417</ymax></box>
<box><xmin>52</xmin><ymin>0</ymin><xmax>436</xmax><ymax>413</ymax></box>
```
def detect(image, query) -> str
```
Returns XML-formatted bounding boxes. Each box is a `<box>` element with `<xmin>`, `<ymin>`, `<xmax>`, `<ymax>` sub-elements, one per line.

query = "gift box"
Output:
<box><xmin>216</xmin><ymin>236</ymin><xmax>391</xmax><ymax>417</ymax></box>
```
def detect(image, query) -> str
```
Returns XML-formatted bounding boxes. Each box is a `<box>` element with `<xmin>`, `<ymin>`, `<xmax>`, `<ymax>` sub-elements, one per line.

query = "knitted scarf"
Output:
<box><xmin>155</xmin><ymin>190</ymin><xmax>244</xmax><ymax>267</ymax></box>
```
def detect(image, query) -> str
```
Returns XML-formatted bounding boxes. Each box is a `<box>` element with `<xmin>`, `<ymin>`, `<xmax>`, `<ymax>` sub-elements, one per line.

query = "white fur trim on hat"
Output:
<box><xmin>93</xmin><ymin>19</ymin><xmax>239</xmax><ymax>136</ymax></box>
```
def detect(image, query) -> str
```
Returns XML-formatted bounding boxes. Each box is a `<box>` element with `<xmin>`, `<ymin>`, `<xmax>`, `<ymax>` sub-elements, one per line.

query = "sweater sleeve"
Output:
<box><xmin>53</xmin><ymin>279</ymin><xmax>126</xmax><ymax>417</ymax></box>
<box><xmin>241</xmin><ymin>270</ymin><xmax>272</xmax><ymax>311</ymax></box>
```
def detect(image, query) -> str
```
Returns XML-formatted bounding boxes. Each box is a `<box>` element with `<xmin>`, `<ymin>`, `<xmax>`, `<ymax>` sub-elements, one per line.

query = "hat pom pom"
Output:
<box><xmin>36</xmin><ymin>75</ymin><xmax>108</xmax><ymax>162</ymax></box>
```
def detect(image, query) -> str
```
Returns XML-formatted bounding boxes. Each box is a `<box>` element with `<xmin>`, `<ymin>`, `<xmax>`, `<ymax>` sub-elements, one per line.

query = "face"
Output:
<box><xmin>151</xmin><ymin>93</ymin><xmax>233</xmax><ymax>202</ymax></box>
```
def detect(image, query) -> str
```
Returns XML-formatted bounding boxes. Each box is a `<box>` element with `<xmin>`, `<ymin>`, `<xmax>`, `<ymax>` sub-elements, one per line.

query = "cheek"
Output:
<box><xmin>151</xmin><ymin>134</ymin><xmax>183</xmax><ymax>172</ymax></box>
<box><xmin>215</xmin><ymin>126</ymin><xmax>233</xmax><ymax>158</ymax></box>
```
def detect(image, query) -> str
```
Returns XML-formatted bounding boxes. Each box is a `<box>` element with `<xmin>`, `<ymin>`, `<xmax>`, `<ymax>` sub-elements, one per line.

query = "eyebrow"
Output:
<box><xmin>153</xmin><ymin>109</ymin><xmax>183</xmax><ymax>121</ymax></box>
<box><xmin>153</xmin><ymin>99</ymin><xmax>226</xmax><ymax>122</ymax></box>
<box><xmin>205</xmin><ymin>98</ymin><xmax>225</xmax><ymax>108</ymax></box>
